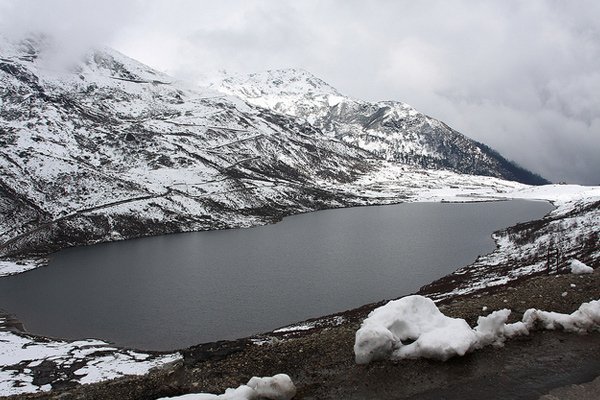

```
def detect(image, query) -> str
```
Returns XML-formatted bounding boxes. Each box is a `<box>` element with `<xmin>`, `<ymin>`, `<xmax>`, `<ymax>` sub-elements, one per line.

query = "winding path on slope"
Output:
<box><xmin>0</xmin><ymin>172</ymin><xmax>287</xmax><ymax>257</ymax></box>
<box><xmin>0</xmin><ymin>190</ymin><xmax>170</xmax><ymax>256</ymax></box>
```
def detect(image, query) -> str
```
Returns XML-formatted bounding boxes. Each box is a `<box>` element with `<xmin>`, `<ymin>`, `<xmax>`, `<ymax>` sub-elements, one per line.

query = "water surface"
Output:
<box><xmin>0</xmin><ymin>200</ymin><xmax>553</xmax><ymax>350</ymax></box>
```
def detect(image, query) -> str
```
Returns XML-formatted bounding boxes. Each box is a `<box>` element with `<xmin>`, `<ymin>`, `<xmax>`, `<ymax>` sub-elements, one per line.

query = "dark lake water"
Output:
<box><xmin>0</xmin><ymin>200</ymin><xmax>553</xmax><ymax>351</ymax></box>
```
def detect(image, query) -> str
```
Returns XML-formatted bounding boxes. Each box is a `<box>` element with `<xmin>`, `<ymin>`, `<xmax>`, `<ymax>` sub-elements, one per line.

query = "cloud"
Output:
<box><xmin>1</xmin><ymin>0</ymin><xmax>599</xmax><ymax>184</ymax></box>
<box><xmin>0</xmin><ymin>0</ymin><xmax>142</xmax><ymax>53</ymax></box>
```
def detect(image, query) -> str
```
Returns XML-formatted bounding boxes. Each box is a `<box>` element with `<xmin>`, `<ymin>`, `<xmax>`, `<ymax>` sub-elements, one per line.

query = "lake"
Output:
<box><xmin>0</xmin><ymin>200</ymin><xmax>553</xmax><ymax>350</ymax></box>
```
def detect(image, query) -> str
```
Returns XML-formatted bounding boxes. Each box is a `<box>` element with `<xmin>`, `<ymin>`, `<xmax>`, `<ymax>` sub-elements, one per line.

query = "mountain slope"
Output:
<box><xmin>214</xmin><ymin>69</ymin><xmax>548</xmax><ymax>185</ymax></box>
<box><xmin>0</xmin><ymin>35</ymin><xmax>527</xmax><ymax>262</ymax></box>
<box><xmin>0</xmin><ymin>36</ymin><xmax>374</xmax><ymax>257</ymax></box>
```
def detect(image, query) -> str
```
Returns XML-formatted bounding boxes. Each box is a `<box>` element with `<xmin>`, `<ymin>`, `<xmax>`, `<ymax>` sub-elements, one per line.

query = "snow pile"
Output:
<box><xmin>472</xmin><ymin>310</ymin><xmax>528</xmax><ymax>348</ymax></box>
<box><xmin>354</xmin><ymin>295</ymin><xmax>477</xmax><ymax>363</ymax></box>
<box><xmin>354</xmin><ymin>296</ymin><xmax>526</xmax><ymax>363</ymax></box>
<box><xmin>523</xmin><ymin>300</ymin><xmax>600</xmax><ymax>333</ymax></box>
<box><xmin>354</xmin><ymin>295</ymin><xmax>600</xmax><ymax>364</ymax></box>
<box><xmin>569</xmin><ymin>259</ymin><xmax>594</xmax><ymax>275</ymax></box>
<box><xmin>157</xmin><ymin>374</ymin><xmax>296</xmax><ymax>400</ymax></box>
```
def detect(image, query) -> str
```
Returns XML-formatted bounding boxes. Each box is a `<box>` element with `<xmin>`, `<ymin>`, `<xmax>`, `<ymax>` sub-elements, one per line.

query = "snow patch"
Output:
<box><xmin>354</xmin><ymin>296</ymin><xmax>478</xmax><ymax>363</ymax></box>
<box><xmin>569</xmin><ymin>259</ymin><xmax>594</xmax><ymax>275</ymax></box>
<box><xmin>157</xmin><ymin>374</ymin><xmax>296</xmax><ymax>400</ymax></box>
<box><xmin>0</xmin><ymin>260</ymin><xmax>43</xmax><ymax>277</ymax></box>
<box><xmin>272</xmin><ymin>316</ymin><xmax>345</xmax><ymax>334</ymax></box>
<box><xmin>522</xmin><ymin>300</ymin><xmax>600</xmax><ymax>333</ymax></box>
<box><xmin>0</xmin><ymin>331</ymin><xmax>181</xmax><ymax>396</ymax></box>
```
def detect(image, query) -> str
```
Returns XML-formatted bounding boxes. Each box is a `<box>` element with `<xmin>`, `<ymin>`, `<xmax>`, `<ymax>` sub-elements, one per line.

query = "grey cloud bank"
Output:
<box><xmin>2</xmin><ymin>0</ymin><xmax>598</xmax><ymax>184</ymax></box>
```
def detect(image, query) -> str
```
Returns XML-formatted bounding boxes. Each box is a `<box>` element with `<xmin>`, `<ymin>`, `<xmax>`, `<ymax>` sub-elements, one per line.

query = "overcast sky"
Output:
<box><xmin>1</xmin><ymin>0</ymin><xmax>599</xmax><ymax>184</ymax></box>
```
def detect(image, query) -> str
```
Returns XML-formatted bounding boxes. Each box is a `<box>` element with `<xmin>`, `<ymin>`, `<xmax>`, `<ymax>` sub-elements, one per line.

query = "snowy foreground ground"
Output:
<box><xmin>0</xmin><ymin>183</ymin><xmax>598</xmax><ymax>397</ymax></box>
<box><xmin>0</xmin><ymin>331</ymin><xmax>180</xmax><ymax>397</ymax></box>
<box><xmin>158</xmin><ymin>293</ymin><xmax>600</xmax><ymax>400</ymax></box>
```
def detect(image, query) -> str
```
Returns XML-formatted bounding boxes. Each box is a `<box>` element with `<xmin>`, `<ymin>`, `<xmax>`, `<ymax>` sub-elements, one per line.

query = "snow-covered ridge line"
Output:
<box><xmin>213</xmin><ymin>68</ymin><xmax>548</xmax><ymax>185</ymax></box>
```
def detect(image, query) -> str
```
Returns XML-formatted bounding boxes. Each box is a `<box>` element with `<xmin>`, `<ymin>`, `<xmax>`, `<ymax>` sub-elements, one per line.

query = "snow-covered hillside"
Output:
<box><xmin>0</xmin><ymin>35</ymin><xmax>371</xmax><ymax>259</ymax></box>
<box><xmin>421</xmin><ymin>185</ymin><xmax>600</xmax><ymax>301</ymax></box>
<box><xmin>215</xmin><ymin>69</ymin><xmax>548</xmax><ymax>185</ymax></box>
<box><xmin>0</xmin><ymin>34</ymin><xmax>534</xmax><ymax>263</ymax></box>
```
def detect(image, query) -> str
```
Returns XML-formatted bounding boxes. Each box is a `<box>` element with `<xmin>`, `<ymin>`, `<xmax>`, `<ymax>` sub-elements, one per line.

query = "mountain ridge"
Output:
<box><xmin>214</xmin><ymin>68</ymin><xmax>548</xmax><ymax>185</ymax></box>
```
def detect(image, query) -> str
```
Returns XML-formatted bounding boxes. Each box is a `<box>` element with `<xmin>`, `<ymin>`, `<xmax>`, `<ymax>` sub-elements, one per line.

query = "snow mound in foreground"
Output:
<box><xmin>354</xmin><ymin>295</ymin><xmax>524</xmax><ymax>363</ymax></box>
<box><xmin>355</xmin><ymin>295</ymin><xmax>600</xmax><ymax>364</ymax></box>
<box><xmin>523</xmin><ymin>299</ymin><xmax>600</xmax><ymax>333</ymax></box>
<box><xmin>569</xmin><ymin>259</ymin><xmax>594</xmax><ymax>275</ymax></box>
<box><xmin>354</xmin><ymin>295</ymin><xmax>476</xmax><ymax>363</ymax></box>
<box><xmin>157</xmin><ymin>374</ymin><xmax>296</xmax><ymax>400</ymax></box>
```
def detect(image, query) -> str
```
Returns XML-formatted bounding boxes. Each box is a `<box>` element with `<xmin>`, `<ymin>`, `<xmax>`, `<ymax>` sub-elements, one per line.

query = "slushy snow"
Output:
<box><xmin>157</xmin><ymin>374</ymin><xmax>296</xmax><ymax>400</ymax></box>
<box><xmin>569</xmin><ymin>259</ymin><xmax>594</xmax><ymax>275</ymax></box>
<box><xmin>354</xmin><ymin>295</ymin><xmax>600</xmax><ymax>364</ymax></box>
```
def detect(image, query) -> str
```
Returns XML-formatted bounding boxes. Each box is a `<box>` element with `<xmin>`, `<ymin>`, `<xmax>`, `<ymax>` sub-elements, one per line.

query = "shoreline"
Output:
<box><xmin>0</xmin><ymin>167</ymin><xmax>536</xmax><ymax>277</ymax></box>
<box><xmin>0</xmin><ymin>194</ymin><xmax>545</xmax><ymax>279</ymax></box>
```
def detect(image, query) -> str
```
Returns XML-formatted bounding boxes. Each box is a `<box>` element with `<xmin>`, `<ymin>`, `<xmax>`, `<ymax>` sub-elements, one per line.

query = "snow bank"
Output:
<box><xmin>569</xmin><ymin>259</ymin><xmax>594</xmax><ymax>275</ymax></box>
<box><xmin>355</xmin><ymin>295</ymin><xmax>600</xmax><ymax>364</ymax></box>
<box><xmin>504</xmin><ymin>184</ymin><xmax>600</xmax><ymax>205</ymax></box>
<box><xmin>473</xmin><ymin>310</ymin><xmax>528</xmax><ymax>348</ymax></box>
<box><xmin>157</xmin><ymin>374</ymin><xmax>296</xmax><ymax>400</ymax></box>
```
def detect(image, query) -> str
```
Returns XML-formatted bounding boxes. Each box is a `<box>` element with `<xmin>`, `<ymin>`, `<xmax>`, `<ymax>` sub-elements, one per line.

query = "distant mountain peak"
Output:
<box><xmin>212</xmin><ymin>69</ymin><xmax>549</xmax><ymax>185</ymax></box>
<box><xmin>213</xmin><ymin>68</ymin><xmax>345</xmax><ymax>120</ymax></box>
<box><xmin>219</xmin><ymin>68</ymin><xmax>341</xmax><ymax>97</ymax></box>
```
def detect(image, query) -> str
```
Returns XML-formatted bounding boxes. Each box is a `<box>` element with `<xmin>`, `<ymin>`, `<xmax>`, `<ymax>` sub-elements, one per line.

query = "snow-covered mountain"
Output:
<box><xmin>1</xmin><ymin>36</ymin><xmax>599</xmax><ymax>398</ymax></box>
<box><xmin>214</xmin><ymin>69</ymin><xmax>548</xmax><ymax>185</ymax></box>
<box><xmin>0</xmin><ymin>35</ymin><xmax>533</xmax><ymax>261</ymax></box>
